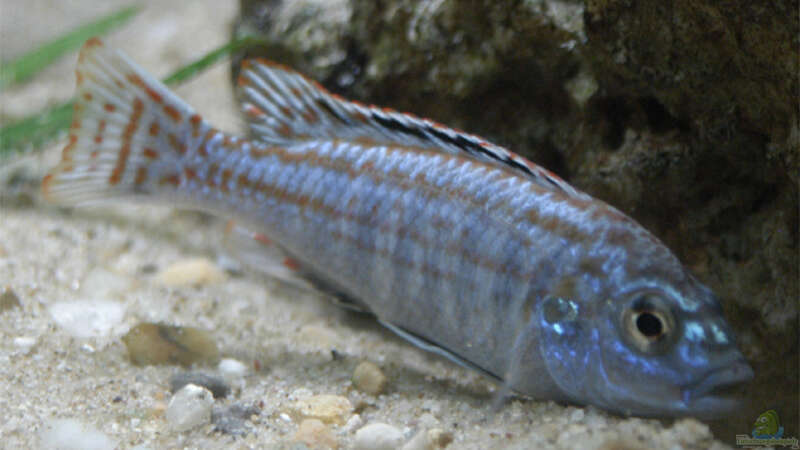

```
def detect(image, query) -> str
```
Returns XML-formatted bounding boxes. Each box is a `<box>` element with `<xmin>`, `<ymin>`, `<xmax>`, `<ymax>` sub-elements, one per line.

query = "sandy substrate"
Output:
<box><xmin>1</xmin><ymin>1</ymin><xmax>734</xmax><ymax>448</ymax></box>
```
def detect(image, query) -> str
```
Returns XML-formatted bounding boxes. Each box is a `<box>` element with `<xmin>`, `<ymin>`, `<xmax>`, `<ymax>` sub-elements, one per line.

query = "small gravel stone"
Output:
<box><xmin>294</xmin><ymin>418</ymin><xmax>338</xmax><ymax>449</ymax></box>
<box><xmin>353</xmin><ymin>422</ymin><xmax>404</xmax><ymax>450</ymax></box>
<box><xmin>211</xmin><ymin>403</ymin><xmax>260</xmax><ymax>436</ymax></box>
<box><xmin>170</xmin><ymin>371</ymin><xmax>229</xmax><ymax>398</ymax></box>
<box><xmin>352</xmin><ymin>361</ymin><xmax>387</xmax><ymax>395</ymax></box>
<box><xmin>426</xmin><ymin>429</ymin><xmax>453</xmax><ymax>449</ymax></box>
<box><xmin>166</xmin><ymin>383</ymin><xmax>214</xmax><ymax>431</ymax></box>
<box><xmin>39</xmin><ymin>418</ymin><xmax>117</xmax><ymax>450</ymax></box>
<box><xmin>0</xmin><ymin>286</ymin><xmax>21</xmax><ymax>311</ymax></box>
<box><xmin>400</xmin><ymin>428</ymin><xmax>452</xmax><ymax>450</ymax></box>
<box><xmin>289</xmin><ymin>394</ymin><xmax>353</xmax><ymax>425</ymax></box>
<box><xmin>156</xmin><ymin>257</ymin><xmax>225</xmax><ymax>286</ymax></box>
<box><xmin>122</xmin><ymin>322</ymin><xmax>219</xmax><ymax>366</ymax></box>
<box><xmin>218</xmin><ymin>358</ymin><xmax>248</xmax><ymax>380</ymax></box>
<box><xmin>49</xmin><ymin>300</ymin><xmax>125</xmax><ymax>338</ymax></box>
<box><xmin>401</xmin><ymin>429</ymin><xmax>428</xmax><ymax>450</ymax></box>
<box><xmin>13</xmin><ymin>336</ymin><xmax>36</xmax><ymax>354</ymax></box>
<box><xmin>341</xmin><ymin>414</ymin><xmax>363</xmax><ymax>433</ymax></box>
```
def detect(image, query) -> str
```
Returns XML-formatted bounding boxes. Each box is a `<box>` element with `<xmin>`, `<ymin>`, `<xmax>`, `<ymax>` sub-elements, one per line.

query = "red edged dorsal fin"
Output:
<box><xmin>237</xmin><ymin>58</ymin><xmax>589</xmax><ymax>199</ymax></box>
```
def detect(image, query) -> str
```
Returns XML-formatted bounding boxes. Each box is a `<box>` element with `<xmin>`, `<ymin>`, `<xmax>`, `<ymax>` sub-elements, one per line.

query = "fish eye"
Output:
<box><xmin>621</xmin><ymin>295</ymin><xmax>676</xmax><ymax>353</ymax></box>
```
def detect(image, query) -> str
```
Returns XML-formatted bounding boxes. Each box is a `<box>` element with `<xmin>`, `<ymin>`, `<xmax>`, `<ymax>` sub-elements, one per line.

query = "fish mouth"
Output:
<box><xmin>681</xmin><ymin>358</ymin><xmax>754</xmax><ymax>416</ymax></box>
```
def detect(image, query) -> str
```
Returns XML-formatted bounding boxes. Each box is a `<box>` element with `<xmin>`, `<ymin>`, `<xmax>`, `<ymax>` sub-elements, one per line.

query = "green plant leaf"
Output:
<box><xmin>0</xmin><ymin>36</ymin><xmax>265</xmax><ymax>160</ymax></box>
<box><xmin>0</xmin><ymin>5</ymin><xmax>140</xmax><ymax>90</ymax></box>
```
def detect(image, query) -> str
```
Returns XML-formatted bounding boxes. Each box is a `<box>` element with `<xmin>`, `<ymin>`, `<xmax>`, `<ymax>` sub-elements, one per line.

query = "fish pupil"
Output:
<box><xmin>636</xmin><ymin>312</ymin><xmax>663</xmax><ymax>338</ymax></box>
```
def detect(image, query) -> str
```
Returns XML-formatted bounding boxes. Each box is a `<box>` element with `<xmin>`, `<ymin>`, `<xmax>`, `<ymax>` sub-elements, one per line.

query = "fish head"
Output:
<box><xmin>753</xmin><ymin>409</ymin><xmax>780</xmax><ymax>436</ymax></box>
<box><xmin>536</xmin><ymin>277</ymin><xmax>753</xmax><ymax>418</ymax></box>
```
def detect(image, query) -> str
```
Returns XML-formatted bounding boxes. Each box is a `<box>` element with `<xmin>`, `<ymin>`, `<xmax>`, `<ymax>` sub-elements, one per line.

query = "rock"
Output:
<box><xmin>294</xmin><ymin>418</ymin><xmax>338</xmax><ymax>449</ymax></box>
<box><xmin>156</xmin><ymin>257</ymin><xmax>225</xmax><ymax>286</ymax></box>
<box><xmin>166</xmin><ymin>384</ymin><xmax>214</xmax><ymax>432</ymax></box>
<box><xmin>48</xmin><ymin>300</ymin><xmax>125</xmax><ymax>338</ymax></box>
<box><xmin>341</xmin><ymin>413</ymin><xmax>363</xmax><ymax>434</ymax></box>
<box><xmin>122</xmin><ymin>323</ymin><xmax>219</xmax><ymax>366</ymax></box>
<box><xmin>426</xmin><ymin>429</ymin><xmax>453</xmax><ymax>449</ymax></box>
<box><xmin>211</xmin><ymin>403</ymin><xmax>260</xmax><ymax>436</ymax></box>
<box><xmin>170</xmin><ymin>372</ymin><xmax>230</xmax><ymax>399</ymax></box>
<box><xmin>39</xmin><ymin>418</ymin><xmax>117</xmax><ymax>450</ymax></box>
<box><xmin>353</xmin><ymin>422</ymin><xmax>405</xmax><ymax>450</ymax></box>
<box><xmin>12</xmin><ymin>336</ymin><xmax>36</xmax><ymax>354</ymax></box>
<box><xmin>288</xmin><ymin>394</ymin><xmax>353</xmax><ymax>425</ymax></box>
<box><xmin>352</xmin><ymin>361</ymin><xmax>387</xmax><ymax>395</ymax></box>
<box><xmin>0</xmin><ymin>286</ymin><xmax>21</xmax><ymax>311</ymax></box>
<box><xmin>218</xmin><ymin>358</ymin><xmax>249</xmax><ymax>381</ymax></box>
<box><xmin>401</xmin><ymin>428</ymin><xmax>453</xmax><ymax>450</ymax></box>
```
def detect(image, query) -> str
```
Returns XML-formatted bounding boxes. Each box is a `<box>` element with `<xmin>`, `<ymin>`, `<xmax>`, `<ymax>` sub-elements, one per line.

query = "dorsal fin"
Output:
<box><xmin>236</xmin><ymin>58</ymin><xmax>589</xmax><ymax>199</ymax></box>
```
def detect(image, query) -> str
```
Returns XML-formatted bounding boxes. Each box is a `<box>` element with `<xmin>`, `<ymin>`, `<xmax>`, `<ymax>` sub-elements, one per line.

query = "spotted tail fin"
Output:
<box><xmin>42</xmin><ymin>38</ymin><xmax>213</xmax><ymax>205</ymax></box>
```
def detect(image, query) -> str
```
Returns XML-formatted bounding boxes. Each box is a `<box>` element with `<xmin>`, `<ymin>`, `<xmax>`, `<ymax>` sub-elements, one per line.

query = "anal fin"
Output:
<box><xmin>377</xmin><ymin>319</ymin><xmax>504</xmax><ymax>384</ymax></box>
<box><xmin>223</xmin><ymin>221</ymin><xmax>372</xmax><ymax>314</ymax></box>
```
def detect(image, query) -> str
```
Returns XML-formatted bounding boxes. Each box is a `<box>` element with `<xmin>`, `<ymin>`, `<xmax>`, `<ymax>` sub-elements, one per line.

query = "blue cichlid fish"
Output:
<box><xmin>43</xmin><ymin>38</ymin><xmax>753</xmax><ymax>418</ymax></box>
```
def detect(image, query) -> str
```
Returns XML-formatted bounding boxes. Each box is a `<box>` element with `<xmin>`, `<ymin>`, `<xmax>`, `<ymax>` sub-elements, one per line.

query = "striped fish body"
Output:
<box><xmin>43</xmin><ymin>39</ymin><xmax>753</xmax><ymax>417</ymax></box>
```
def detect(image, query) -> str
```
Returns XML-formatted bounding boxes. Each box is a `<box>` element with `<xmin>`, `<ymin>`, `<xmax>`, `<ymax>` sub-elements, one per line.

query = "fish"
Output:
<box><xmin>42</xmin><ymin>38</ymin><xmax>753</xmax><ymax>418</ymax></box>
<box><xmin>752</xmin><ymin>409</ymin><xmax>784</xmax><ymax>438</ymax></box>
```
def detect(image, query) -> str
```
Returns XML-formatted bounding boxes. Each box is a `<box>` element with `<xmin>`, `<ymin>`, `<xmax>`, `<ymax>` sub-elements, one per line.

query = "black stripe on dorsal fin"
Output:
<box><xmin>236</xmin><ymin>58</ymin><xmax>589</xmax><ymax>199</ymax></box>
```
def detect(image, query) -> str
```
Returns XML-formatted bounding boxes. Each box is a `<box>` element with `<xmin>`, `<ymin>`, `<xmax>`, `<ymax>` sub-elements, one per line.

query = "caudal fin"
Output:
<box><xmin>42</xmin><ymin>38</ymin><xmax>213</xmax><ymax>205</ymax></box>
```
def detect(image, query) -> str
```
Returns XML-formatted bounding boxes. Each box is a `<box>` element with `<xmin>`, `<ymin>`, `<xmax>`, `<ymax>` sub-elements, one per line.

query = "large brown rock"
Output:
<box><xmin>234</xmin><ymin>0</ymin><xmax>798</xmax><ymax>440</ymax></box>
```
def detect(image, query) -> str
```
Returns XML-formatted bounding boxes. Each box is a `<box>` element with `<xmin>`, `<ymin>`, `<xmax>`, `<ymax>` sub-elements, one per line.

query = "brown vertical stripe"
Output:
<box><xmin>109</xmin><ymin>97</ymin><xmax>144</xmax><ymax>185</ymax></box>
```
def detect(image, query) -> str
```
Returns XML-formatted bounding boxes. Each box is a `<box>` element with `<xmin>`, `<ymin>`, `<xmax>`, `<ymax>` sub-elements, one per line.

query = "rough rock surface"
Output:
<box><xmin>235</xmin><ymin>0</ymin><xmax>799</xmax><ymax>441</ymax></box>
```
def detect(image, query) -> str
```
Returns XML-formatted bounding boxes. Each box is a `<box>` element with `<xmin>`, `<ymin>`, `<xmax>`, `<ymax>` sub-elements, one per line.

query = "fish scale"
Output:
<box><xmin>42</xmin><ymin>38</ymin><xmax>754</xmax><ymax>418</ymax></box>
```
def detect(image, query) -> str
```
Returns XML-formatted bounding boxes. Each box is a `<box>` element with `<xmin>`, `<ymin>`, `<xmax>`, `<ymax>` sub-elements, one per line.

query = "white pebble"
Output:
<box><xmin>401</xmin><ymin>429</ymin><xmax>428</xmax><ymax>450</ymax></box>
<box><xmin>48</xmin><ymin>300</ymin><xmax>125</xmax><ymax>338</ymax></box>
<box><xmin>166</xmin><ymin>383</ymin><xmax>214</xmax><ymax>431</ymax></box>
<box><xmin>354</xmin><ymin>423</ymin><xmax>405</xmax><ymax>450</ymax></box>
<box><xmin>80</xmin><ymin>268</ymin><xmax>130</xmax><ymax>298</ymax></box>
<box><xmin>341</xmin><ymin>414</ymin><xmax>363</xmax><ymax>434</ymax></box>
<box><xmin>218</xmin><ymin>358</ymin><xmax>248</xmax><ymax>379</ymax></box>
<box><xmin>13</xmin><ymin>336</ymin><xmax>36</xmax><ymax>353</ymax></box>
<box><xmin>39</xmin><ymin>418</ymin><xmax>116</xmax><ymax>450</ymax></box>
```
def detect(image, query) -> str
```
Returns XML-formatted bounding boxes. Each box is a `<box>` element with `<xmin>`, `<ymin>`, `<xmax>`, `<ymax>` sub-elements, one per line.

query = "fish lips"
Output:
<box><xmin>681</xmin><ymin>358</ymin><xmax>754</xmax><ymax>417</ymax></box>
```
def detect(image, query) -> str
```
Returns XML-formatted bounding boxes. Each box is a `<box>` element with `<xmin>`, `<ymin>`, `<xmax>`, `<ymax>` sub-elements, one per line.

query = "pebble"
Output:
<box><xmin>156</xmin><ymin>257</ymin><xmax>225</xmax><ymax>286</ymax></box>
<box><xmin>401</xmin><ymin>430</ymin><xmax>428</xmax><ymax>450</ymax></box>
<box><xmin>39</xmin><ymin>418</ymin><xmax>117</xmax><ymax>450</ymax></box>
<box><xmin>289</xmin><ymin>395</ymin><xmax>353</xmax><ymax>425</ymax></box>
<box><xmin>211</xmin><ymin>403</ymin><xmax>260</xmax><ymax>436</ymax></box>
<box><xmin>353</xmin><ymin>423</ymin><xmax>405</xmax><ymax>450</ymax></box>
<box><xmin>218</xmin><ymin>358</ymin><xmax>248</xmax><ymax>380</ymax></box>
<box><xmin>0</xmin><ymin>286</ymin><xmax>21</xmax><ymax>311</ymax></box>
<box><xmin>79</xmin><ymin>268</ymin><xmax>130</xmax><ymax>298</ymax></box>
<box><xmin>13</xmin><ymin>336</ymin><xmax>36</xmax><ymax>354</ymax></box>
<box><xmin>166</xmin><ymin>384</ymin><xmax>215</xmax><ymax>431</ymax></box>
<box><xmin>122</xmin><ymin>322</ymin><xmax>219</xmax><ymax>366</ymax></box>
<box><xmin>294</xmin><ymin>418</ymin><xmax>338</xmax><ymax>449</ymax></box>
<box><xmin>170</xmin><ymin>372</ymin><xmax>229</xmax><ymax>399</ymax></box>
<box><xmin>49</xmin><ymin>300</ymin><xmax>125</xmax><ymax>338</ymax></box>
<box><xmin>341</xmin><ymin>414</ymin><xmax>363</xmax><ymax>434</ymax></box>
<box><xmin>400</xmin><ymin>428</ymin><xmax>453</xmax><ymax>450</ymax></box>
<box><xmin>426</xmin><ymin>429</ymin><xmax>453</xmax><ymax>449</ymax></box>
<box><xmin>352</xmin><ymin>361</ymin><xmax>387</xmax><ymax>395</ymax></box>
